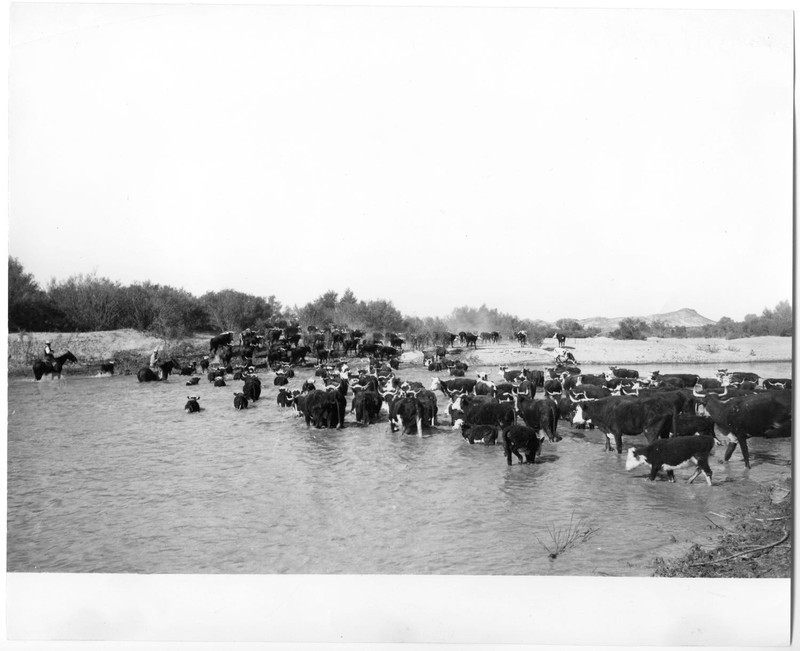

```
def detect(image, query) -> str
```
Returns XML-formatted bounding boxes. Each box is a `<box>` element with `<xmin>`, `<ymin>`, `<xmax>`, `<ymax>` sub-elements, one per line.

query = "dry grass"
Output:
<box><xmin>535</xmin><ymin>512</ymin><xmax>599</xmax><ymax>559</ymax></box>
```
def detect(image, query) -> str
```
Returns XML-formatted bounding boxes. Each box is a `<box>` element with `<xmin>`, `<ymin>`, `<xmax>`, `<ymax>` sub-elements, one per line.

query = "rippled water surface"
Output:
<box><xmin>7</xmin><ymin>362</ymin><xmax>792</xmax><ymax>575</ymax></box>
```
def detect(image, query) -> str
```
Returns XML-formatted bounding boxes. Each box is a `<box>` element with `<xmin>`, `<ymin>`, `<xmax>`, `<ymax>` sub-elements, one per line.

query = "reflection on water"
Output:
<box><xmin>7</xmin><ymin>360</ymin><xmax>792</xmax><ymax>575</ymax></box>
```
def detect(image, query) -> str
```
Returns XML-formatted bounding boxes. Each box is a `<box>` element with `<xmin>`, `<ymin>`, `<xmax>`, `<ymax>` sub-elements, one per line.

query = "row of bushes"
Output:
<box><xmin>8</xmin><ymin>257</ymin><xmax>791</xmax><ymax>341</ymax></box>
<box><xmin>609</xmin><ymin>303</ymin><xmax>792</xmax><ymax>340</ymax></box>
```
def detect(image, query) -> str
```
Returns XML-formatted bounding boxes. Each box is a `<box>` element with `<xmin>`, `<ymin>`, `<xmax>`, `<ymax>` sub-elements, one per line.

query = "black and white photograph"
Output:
<box><xmin>5</xmin><ymin>1</ymin><xmax>793</xmax><ymax>647</ymax></box>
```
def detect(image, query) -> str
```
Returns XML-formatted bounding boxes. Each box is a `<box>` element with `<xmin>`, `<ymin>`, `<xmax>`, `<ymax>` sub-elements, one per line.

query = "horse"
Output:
<box><xmin>137</xmin><ymin>359</ymin><xmax>181</xmax><ymax>382</ymax></box>
<box><xmin>32</xmin><ymin>351</ymin><xmax>78</xmax><ymax>380</ymax></box>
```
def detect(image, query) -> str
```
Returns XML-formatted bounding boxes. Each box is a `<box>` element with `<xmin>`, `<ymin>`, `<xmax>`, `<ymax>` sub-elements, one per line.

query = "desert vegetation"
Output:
<box><xmin>7</xmin><ymin>257</ymin><xmax>792</xmax><ymax>341</ymax></box>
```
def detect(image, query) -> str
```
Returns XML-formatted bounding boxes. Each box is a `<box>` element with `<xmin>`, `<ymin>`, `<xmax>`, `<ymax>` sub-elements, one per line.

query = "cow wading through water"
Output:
<box><xmin>625</xmin><ymin>435</ymin><xmax>715</xmax><ymax>485</ymax></box>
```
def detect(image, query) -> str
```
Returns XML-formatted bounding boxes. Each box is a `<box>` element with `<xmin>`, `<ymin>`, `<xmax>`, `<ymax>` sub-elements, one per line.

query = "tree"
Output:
<box><xmin>555</xmin><ymin>318</ymin><xmax>584</xmax><ymax>335</ymax></box>
<box><xmin>200</xmin><ymin>290</ymin><xmax>275</xmax><ymax>331</ymax></box>
<box><xmin>610</xmin><ymin>318</ymin><xmax>650</xmax><ymax>340</ymax></box>
<box><xmin>47</xmin><ymin>272</ymin><xmax>123</xmax><ymax>330</ymax></box>
<box><xmin>8</xmin><ymin>257</ymin><xmax>64</xmax><ymax>331</ymax></box>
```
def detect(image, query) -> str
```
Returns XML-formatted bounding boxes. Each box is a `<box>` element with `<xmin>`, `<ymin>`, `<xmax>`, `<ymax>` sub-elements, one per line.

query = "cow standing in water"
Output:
<box><xmin>626</xmin><ymin>436</ymin><xmax>715</xmax><ymax>485</ymax></box>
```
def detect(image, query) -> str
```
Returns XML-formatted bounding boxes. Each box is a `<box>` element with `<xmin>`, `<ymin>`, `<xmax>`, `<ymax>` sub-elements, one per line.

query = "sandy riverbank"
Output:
<box><xmin>6</xmin><ymin>329</ymin><xmax>792</xmax><ymax>376</ymax></box>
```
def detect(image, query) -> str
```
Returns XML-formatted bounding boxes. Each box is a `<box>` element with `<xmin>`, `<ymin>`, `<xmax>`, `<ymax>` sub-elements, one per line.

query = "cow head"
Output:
<box><xmin>625</xmin><ymin>447</ymin><xmax>648</xmax><ymax>471</ymax></box>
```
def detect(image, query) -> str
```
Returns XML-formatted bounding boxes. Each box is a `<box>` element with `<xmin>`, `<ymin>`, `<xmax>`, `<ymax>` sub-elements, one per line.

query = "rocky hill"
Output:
<box><xmin>578</xmin><ymin>308</ymin><xmax>716</xmax><ymax>333</ymax></box>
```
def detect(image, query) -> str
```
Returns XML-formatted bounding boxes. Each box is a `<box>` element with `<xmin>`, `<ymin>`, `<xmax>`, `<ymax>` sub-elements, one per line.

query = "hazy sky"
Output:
<box><xmin>8</xmin><ymin>4</ymin><xmax>794</xmax><ymax>323</ymax></box>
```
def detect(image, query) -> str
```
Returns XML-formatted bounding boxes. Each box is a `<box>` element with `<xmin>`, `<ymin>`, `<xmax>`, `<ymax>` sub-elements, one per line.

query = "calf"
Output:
<box><xmin>233</xmin><ymin>392</ymin><xmax>249</xmax><ymax>410</ymax></box>
<box><xmin>214</xmin><ymin>377</ymin><xmax>226</xmax><ymax>387</ymax></box>
<box><xmin>504</xmin><ymin>424</ymin><xmax>541</xmax><ymax>465</ymax></box>
<box><xmin>185</xmin><ymin>376</ymin><xmax>200</xmax><ymax>386</ymax></box>
<box><xmin>184</xmin><ymin>396</ymin><xmax>201</xmax><ymax>413</ymax></box>
<box><xmin>243</xmin><ymin>375</ymin><xmax>262</xmax><ymax>401</ymax></box>
<box><xmin>276</xmin><ymin>387</ymin><xmax>292</xmax><ymax>408</ymax></box>
<box><xmin>625</xmin><ymin>436</ymin><xmax>714</xmax><ymax>485</ymax></box>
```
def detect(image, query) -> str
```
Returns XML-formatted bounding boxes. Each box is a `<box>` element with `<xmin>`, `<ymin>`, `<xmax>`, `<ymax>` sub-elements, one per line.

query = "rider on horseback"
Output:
<box><xmin>44</xmin><ymin>340</ymin><xmax>55</xmax><ymax>363</ymax></box>
<box><xmin>150</xmin><ymin>348</ymin><xmax>162</xmax><ymax>380</ymax></box>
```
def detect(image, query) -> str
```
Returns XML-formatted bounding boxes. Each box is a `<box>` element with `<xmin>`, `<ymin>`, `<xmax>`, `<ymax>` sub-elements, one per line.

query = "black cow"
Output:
<box><xmin>410</xmin><ymin>388</ymin><xmax>438</xmax><ymax>427</ymax></box>
<box><xmin>608</xmin><ymin>366</ymin><xmax>639</xmax><ymax>379</ymax></box>
<box><xmin>570</xmin><ymin>385</ymin><xmax>612</xmax><ymax>400</ymax></box>
<box><xmin>185</xmin><ymin>376</ymin><xmax>200</xmax><ymax>386</ymax></box>
<box><xmin>351</xmin><ymin>388</ymin><xmax>383</xmax><ymax>425</ymax></box>
<box><xmin>626</xmin><ymin>436</ymin><xmax>715</xmax><ymax>485</ymax></box>
<box><xmin>554</xmin><ymin>332</ymin><xmax>567</xmax><ymax>347</ymax></box>
<box><xmin>575</xmin><ymin>374</ymin><xmax>607</xmax><ymax>387</ymax></box>
<box><xmin>452</xmin><ymin>397</ymin><xmax>516</xmax><ymax>432</ymax></box>
<box><xmin>514</xmin><ymin>331</ymin><xmax>528</xmax><ymax>346</ymax></box>
<box><xmin>475</xmin><ymin>377</ymin><xmax>496</xmax><ymax>397</ymax></box>
<box><xmin>692</xmin><ymin>386</ymin><xmax>792</xmax><ymax>468</ymax></box>
<box><xmin>100</xmin><ymin>361</ymin><xmax>115</xmax><ymax>375</ymax></box>
<box><xmin>214</xmin><ymin>377</ymin><xmax>226</xmax><ymax>387</ymax></box>
<box><xmin>274</xmin><ymin>374</ymin><xmax>289</xmax><ymax>386</ymax></box>
<box><xmin>717</xmin><ymin>369</ymin><xmax>760</xmax><ymax>384</ymax></box>
<box><xmin>498</xmin><ymin>366</ymin><xmax>525</xmax><ymax>382</ymax></box>
<box><xmin>461</xmin><ymin>422</ymin><xmax>499</xmax><ymax>445</ymax></box>
<box><xmin>494</xmin><ymin>382</ymin><xmax>516</xmax><ymax>402</ymax></box>
<box><xmin>544</xmin><ymin>379</ymin><xmax>562</xmax><ymax>396</ymax></box>
<box><xmin>233</xmin><ymin>392</ymin><xmax>249</xmax><ymax>410</ymax></box>
<box><xmin>673</xmin><ymin>414</ymin><xmax>716</xmax><ymax>438</ymax></box>
<box><xmin>763</xmin><ymin>378</ymin><xmax>792</xmax><ymax>391</ymax></box>
<box><xmin>200</xmin><ymin>357</ymin><xmax>210</xmax><ymax>373</ymax></box>
<box><xmin>276</xmin><ymin>388</ymin><xmax>293</xmax><ymax>408</ymax></box>
<box><xmin>290</xmin><ymin>346</ymin><xmax>311</xmax><ymax>365</ymax></box>
<box><xmin>179</xmin><ymin>362</ymin><xmax>197</xmax><ymax>376</ymax></box>
<box><xmin>515</xmin><ymin>395</ymin><xmax>560</xmax><ymax>443</ymax></box>
<box><xmin>513</xmin><ymin>379</ymin><xmax>538</xmax><ymax>400</ymax></box>
<box><xmin>504</xmin><ymin>424</ymin><xmax>541</xmax><ymax>465</ymax></box>
<box><xmin>304</xmin><ymin>382</ymin><xmax>347</xmax><ymax>429</ymax></box>
<box><xmin>137</xmin><ymin>359</ymin><xmax>181</xmax><ymax>382</ymax></box>
<box><xmin>430</xmin><ymin>376</ymin><xmax>477</xmax><ymax>397</ymax></box>
<box><xmin>243</xmin><ymin>375</ymin><xmax>262</xmax><ymax>401</ymax></box>
<box><xmin>388</xmin><ymin>396</ymin><xmax>425</xmax><ymax>437</ymax></box>
<box><xmin>572</xmin><ymin>395</ymin><xmax>676</xmax><ymax>453</ymax></box>
<box><xmin>210</xmin><ymin>332</ymin><xmax>234</xmax><ymax>354</ymax></box>
<box><xmin>649</xmin><ymin>371</ymin><xmax>699</xmax><ymax>389</ymax></box>
<box><xmin>464</xmin><ymin>333</ymin><xmax>478</xmax><ymax>349</ymax></box>
<box><xmin>184</xmin><ymin>396</ymin><xmax>201</xmax><ymax>413</ymax></box>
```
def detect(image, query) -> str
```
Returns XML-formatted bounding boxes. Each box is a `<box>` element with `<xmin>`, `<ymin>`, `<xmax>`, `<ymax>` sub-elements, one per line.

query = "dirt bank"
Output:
<box><xmin>653</xmin><ymin>478</ymin><xmax>791</xmax><ymax>578</ymax></box>
<box><xmin>6</xmin><ymin>330</ymin><xmax>792</xmax><ymax>377</ymax></box>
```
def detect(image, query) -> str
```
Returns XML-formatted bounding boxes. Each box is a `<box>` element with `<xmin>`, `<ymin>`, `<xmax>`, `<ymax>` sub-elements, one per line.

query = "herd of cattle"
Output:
<box><xmin>124</xmin><ymin>326</ymin><xmax>795</xmax><ymax>485</ymax></box>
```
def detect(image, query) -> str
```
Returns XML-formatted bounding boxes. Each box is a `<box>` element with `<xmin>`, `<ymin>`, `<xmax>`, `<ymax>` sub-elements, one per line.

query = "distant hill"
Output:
<box><xmin>578</xmin><ymin>308</ymin><xmax>716</xmax><ymax>333</ymax></box>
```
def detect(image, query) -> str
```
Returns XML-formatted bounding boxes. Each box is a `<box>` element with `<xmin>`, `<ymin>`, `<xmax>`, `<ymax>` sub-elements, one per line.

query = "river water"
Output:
<box><xmin>7</xmin><ymin>361</ymin><xmax>792</xmax><ymax>575</ymax></box>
